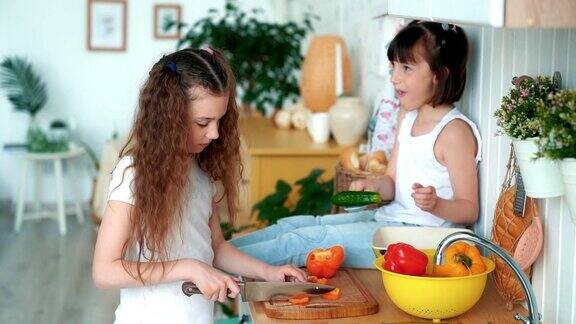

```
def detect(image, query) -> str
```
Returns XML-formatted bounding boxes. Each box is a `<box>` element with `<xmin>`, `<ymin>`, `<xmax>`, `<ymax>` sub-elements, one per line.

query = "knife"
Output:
<box><xmin>181</xmin><ymin>281</ymin><xmax>335</xmax><ymax>302</ymax></box>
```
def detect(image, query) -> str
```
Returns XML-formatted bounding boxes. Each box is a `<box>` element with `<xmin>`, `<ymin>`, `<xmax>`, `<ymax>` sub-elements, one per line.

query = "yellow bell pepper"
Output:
<box><xmin>432</xmin><ymin>242</ymin><xmax>486</xmax><ymax>277</ymax></box>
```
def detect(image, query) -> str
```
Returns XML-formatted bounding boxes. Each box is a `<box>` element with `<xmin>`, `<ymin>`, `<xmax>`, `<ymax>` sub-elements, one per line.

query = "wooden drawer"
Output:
<box><xmin>233</xmin><ymin>117</ymin><xmax>344</xmax><ymax>226</ymax></box>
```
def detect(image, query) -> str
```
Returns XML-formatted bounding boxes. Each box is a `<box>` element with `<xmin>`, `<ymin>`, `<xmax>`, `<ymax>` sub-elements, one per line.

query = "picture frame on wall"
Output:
<box><xmin>154</xmin><ymin>4</ymin><xmax>181</xmax><ymax>39</ymax></box>
<box><xmin>87</xmin><ymin>0</ymin><xmax>127</xmax><ymax>51</ymax></box>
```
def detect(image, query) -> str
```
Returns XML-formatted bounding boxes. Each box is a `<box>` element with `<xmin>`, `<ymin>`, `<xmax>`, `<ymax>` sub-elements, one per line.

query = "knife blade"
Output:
<box><xmin>181</xmin><ymin>281</ymin><xmax>335</xmax><ymax>301</ymax></box>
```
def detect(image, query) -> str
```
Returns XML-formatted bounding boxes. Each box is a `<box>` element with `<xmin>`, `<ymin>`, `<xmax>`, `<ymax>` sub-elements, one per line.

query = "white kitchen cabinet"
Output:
<box><xmin>376</xmin><ymin>0</ymin><xmax>576</xmax><ymax>28</ymax></box>
<box><xmin>430</xmin><ymin>0</ymin><xmax>505</xmax><ymax>27</ymax></box>
<box><xmin>387</xmin><ymin>0</ymin><xmax>429</xmax><ymax>20</ymax></box>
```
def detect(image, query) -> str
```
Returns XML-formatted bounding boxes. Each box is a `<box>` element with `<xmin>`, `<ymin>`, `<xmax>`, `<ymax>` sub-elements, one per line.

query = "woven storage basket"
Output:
<box><xmin>332</xmin><ymin>163</ymin><xmax>386</xmax><ymax>213</ymax></box>
<box><xmin>490</xmin><ymin>145</ymin><xmax>542</xmax><ymax>310</ymax></box>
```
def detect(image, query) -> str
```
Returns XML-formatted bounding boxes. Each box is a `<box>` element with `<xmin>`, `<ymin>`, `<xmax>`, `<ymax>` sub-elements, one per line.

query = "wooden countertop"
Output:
<box><xmin>239</xmin><ymin>117</ymin><xmax>344</xmax><ymax>156</ymax></box>
<box><xmin>249</xmin><ymin>268</ymin><xmax>526</xmax><ymax>323</ymax></box>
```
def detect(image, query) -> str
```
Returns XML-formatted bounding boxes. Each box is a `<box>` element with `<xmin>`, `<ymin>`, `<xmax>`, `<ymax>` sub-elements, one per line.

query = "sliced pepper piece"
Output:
<box><xmin>288</xmin><ymin>293</ymin><xmax>310</xmax><ymax>306</ymax></box>
<box><xmin>306</xmin><ymin>245</ymin><xmax>345</xmax><ymax>279</ymax></box>
<box><xmin>322</xmin><ymin>287</ymin><xmax>342</xmax><ymax>300</ymax></box>
<box><xmin>317</xmin><ymin>278</ymin><xmax>330</xmax><ymax>285</ymax></box>
<box><xmin>432</xmin><ymin>241</ymin><xmax>486</xmax><ymax>277</ymax></box>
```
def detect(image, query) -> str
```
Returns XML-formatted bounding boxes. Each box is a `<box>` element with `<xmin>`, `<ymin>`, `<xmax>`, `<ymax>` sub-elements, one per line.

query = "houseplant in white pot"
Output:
<box><xmin>536</xmin><ymin>89</ymin><xmax>576</xmax><ymax>223</ymax></box>
<box><xmin>494</xmin><ymin>76</ymin><xmax>564</xmax><ymax>198</ymax></box>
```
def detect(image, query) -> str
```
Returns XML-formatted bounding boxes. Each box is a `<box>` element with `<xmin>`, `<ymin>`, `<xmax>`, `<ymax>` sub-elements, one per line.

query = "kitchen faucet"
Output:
<box><xmin>433</xmin><ymin>232</ymin><xmax>541</xmax><ymax>324</ymax></box>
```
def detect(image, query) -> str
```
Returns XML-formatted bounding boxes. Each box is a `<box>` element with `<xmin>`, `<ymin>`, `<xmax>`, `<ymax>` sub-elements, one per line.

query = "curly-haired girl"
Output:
<box><xmin>92</xmin><ymin>48</ymin><xmax>306</xmax><ymax>324</ymax></box>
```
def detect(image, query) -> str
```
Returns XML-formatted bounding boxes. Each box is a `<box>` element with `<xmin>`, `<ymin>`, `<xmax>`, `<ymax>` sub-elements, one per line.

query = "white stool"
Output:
<box><xmin>13</xmin><ymin>145</ymin><xmax>86</xmax><ymax>235</ymax></box>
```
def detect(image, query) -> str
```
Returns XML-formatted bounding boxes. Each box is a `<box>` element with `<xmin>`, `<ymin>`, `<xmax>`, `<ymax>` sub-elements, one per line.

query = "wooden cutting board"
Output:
<box><xmin>263</xmin><ymin>268</ymin><xmax>379</xmax><ymax>320</ymax></box>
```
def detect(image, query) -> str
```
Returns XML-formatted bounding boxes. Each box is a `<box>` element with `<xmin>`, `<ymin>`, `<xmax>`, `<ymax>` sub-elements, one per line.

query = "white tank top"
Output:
<box><xmin>375</xmin><ymin>108</ymin><xmax>482</xmax><ymax>227</ymax></box>
<box><xmin>107</xmin><ymin>156</ymin><xmax>216</xmax><ymax>324</ymax></box>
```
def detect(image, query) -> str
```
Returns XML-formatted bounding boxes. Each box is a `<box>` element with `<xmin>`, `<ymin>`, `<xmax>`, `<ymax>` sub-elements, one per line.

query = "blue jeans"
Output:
<box><xmin>229</xmin><ymin>210</ymin><xmax>416</xmax><ymax>269</ymax></box>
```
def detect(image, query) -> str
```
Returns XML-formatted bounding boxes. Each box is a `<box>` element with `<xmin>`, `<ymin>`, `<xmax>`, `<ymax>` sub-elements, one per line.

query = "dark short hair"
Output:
<box><xmin>387</xmin><ymin>21</ymin><xmax>469</xmax><ymax>106</ymax></box>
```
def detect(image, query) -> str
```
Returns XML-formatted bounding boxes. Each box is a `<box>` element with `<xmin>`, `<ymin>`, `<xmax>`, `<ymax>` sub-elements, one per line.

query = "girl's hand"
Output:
<box><xmin>411</xmin><ymin>183</ymin><xmax>438</xmax><ymax>212</ymax></box>
<box><xmin>259</xmin><ymin>264</ymin><xmax>307</xmax><ymax>283</ymax></box>
<box><xmin>188</xmin><ymin>260</ymin><xmax>240</xmax><ymax>302</ymax></box>
<box><xmin>349</xmin><ymin>179</ymin><xmax>379</xmax><ymax>192</ymax></box>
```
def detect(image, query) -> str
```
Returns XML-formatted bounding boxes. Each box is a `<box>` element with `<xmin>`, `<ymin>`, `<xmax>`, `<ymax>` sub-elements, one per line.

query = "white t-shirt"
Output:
<box><xmin>375</xmin><ymin>108</ymin><xmax>482</xmax><ymax>227</ymax></box>
<box><xmin>107</xmin><ymin>156</ymin><xmax>216</xmax><ymax>324</ymax></box>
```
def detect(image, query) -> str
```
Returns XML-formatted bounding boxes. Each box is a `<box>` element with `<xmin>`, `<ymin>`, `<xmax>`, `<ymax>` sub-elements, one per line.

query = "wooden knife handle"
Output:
<box><xmin>182</xmin><ymin>281</ymin><xmax>202</xmax><ymax>296</ymax></box>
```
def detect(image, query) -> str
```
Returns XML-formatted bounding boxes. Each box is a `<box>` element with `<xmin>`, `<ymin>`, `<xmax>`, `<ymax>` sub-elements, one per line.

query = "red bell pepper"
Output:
<box><xmin>306</xmin><ymin>245</ymin><xmax>345</xmax><ymax>278</ymax></box>
<box><xmin>383</xmin><ymin>243</ymin><xmax>428</xmax><ymax>276</ymax></box>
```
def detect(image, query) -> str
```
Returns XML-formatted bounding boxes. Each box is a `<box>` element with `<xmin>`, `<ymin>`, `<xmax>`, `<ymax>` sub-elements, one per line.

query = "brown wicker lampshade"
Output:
<box><xmin>300</xmin><ymin>35</ymin><xmax>352</xmax><ymax>112</ymax></box>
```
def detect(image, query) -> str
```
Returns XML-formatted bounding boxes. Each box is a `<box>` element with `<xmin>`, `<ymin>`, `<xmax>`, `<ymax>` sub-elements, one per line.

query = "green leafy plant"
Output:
<box><xmin>172</xmin><ymin>0</ymin><xmax>316</xmax><ymax>115</ymax></box>
<box><xmin>535</xmin><ymin>89</ymin><xmax>576</xmax><ymax>159</ymax></box>
<box><xmin>50</xmin><ymin>119</ymin><xmax>67</xmax><ymax>128</ymax></box>
<box><xmin>25</xmin><ymin>128</ymin><xmax>68</xmax><ymax>153</ymax></box>
<box><xmin>494</xmin><ymin>76</ymin><xmax>555</xmax><ymax>139</ymax></box>
<box><xmin>219</xmin><ymin>221</ymin><xmax>255</xmax><ymax>241</ymax></box>
<box><xmin>252</xmin><ymin>180</ymin><xmax>292</xmax><ymax>225</ymax></box>
<box><xmin>252</xmin><ymin>169</ymin><xmax>334</xmax><ymax>225</ymax></box>
<box><xmin>291</xmin><ymin>169</ymin><xmax>334</xmax><ymax>216</ymax></box>
<box><xmin>0</xmin><ymin>56</ymin><xmax>47</xmax><ymax>117</ymax></box>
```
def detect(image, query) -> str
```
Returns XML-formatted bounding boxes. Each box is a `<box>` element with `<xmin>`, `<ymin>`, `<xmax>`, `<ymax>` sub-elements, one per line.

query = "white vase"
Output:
<box><xmin>329</xmin><ymin>97</ymin><xmax>369</xmax><ymax>146</ymax></box>
<box><xmin>307</xmin><ymin>112</ymin><xmax>330</xmax><ymax>143</ymax></box>
<box><xmin>513</xmin><ymin>138</ymin><xmax>564</xmax><ymax>198</ymax></box>
<box><xmin>560</xmin><ymin>158</ymin><xmax>576</xmax><ymax>225</ymax></box>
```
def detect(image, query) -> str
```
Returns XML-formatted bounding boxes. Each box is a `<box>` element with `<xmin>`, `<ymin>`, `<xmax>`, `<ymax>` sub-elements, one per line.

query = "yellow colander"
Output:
<box><xmin>374</xmin><ymin>249</ymin><xmax>495</xmax><ymax>322</ymax></box>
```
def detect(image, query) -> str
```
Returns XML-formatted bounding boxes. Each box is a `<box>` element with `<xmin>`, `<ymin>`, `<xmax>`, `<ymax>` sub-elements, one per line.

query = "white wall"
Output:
<box><xmin>299</xmin><ymin>1</ymin><xmax>576</xmax><ymax>322</ymax></box>
<box><xmin>0</xmin><ymin>0</ymin><xmax>282</xmax><ymax>203</ymax></box>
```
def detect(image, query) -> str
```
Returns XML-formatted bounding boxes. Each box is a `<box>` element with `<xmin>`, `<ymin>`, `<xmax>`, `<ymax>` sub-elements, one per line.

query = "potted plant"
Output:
<box><xmin>494</xmin><ymin>76</ymin><xmax>564</xmax><ymax>198</ymax></box>
<box><xmin>536</xmin><ymin>89</ymin><xmax>576</xmax><ymax>223</ymax></box>
<box><xmin>171</xmin><ymin>0</ymin><xmax>316</xmax><ymax>116</ymax></box>
<box><xmin>252</xmin><ymin>169</ymin><xmax>333</xmax><ymax>226</ymax></box>
<box><xmin>0</xmin><ymin>56</ymin><xmax>48</xmax><ymax>152</ymax></box>
<box><xmin>46</xmin><ymin>119</ymin><xmax>70</xmax><ymax>152</ymax></box>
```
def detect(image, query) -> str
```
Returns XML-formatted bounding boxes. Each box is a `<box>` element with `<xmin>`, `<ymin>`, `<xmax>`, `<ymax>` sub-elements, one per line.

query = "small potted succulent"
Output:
<box><xmin>536</xmin><ymin>89</ymin><xmax>576</xmax><ymax>223</ymax></box>
<box><xmin>48</xmin><ymin>119</ymin><xmax>70</xmax><ymax>152</ymax></box>
<box><xmin>494</xmin><ymin>75</ymin><xmax>564</xmax><ymax>198</ymax></box>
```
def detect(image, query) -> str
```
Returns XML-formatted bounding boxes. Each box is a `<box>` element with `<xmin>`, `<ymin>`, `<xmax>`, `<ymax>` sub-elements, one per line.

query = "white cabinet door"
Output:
<box><xmin>377</xmin><ymin>0</ymin><xmax>573</xmax><ymax>28</ymax></box>
<box><xmin>430</xmin><ymin>0</ymin><xmax>505</xmax><ymax>27</ymax></box>
<box><xmin>387</xmin><ymin>0</ymin><xmax>430</xmax><ymax>20</ymax></box>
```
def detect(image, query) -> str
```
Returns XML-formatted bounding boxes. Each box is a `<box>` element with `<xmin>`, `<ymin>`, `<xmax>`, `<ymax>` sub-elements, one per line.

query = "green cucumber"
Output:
<box><xmin>331</xmin><ymin>191</ymin><xmax>382</xmax><ymax>207</ymax></box>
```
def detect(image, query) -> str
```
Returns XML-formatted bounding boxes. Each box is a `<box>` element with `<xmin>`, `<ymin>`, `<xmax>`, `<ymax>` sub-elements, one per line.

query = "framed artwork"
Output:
<box><xmin>87</xmin><ymin>0</ymin><xmax>127</xmax><ymax>51</ymax></box>
<box><xmin>154</xmin><ymin>4</ymin><xmax>181</xmax><ymax>39</ymax></box>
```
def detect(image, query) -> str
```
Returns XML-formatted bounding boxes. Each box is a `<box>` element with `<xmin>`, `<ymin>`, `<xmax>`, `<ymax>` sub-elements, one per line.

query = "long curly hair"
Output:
<box><xmin>119</xmin><ymin>48</ymin><xmax>241</xmax><ymax>283</ymax></box>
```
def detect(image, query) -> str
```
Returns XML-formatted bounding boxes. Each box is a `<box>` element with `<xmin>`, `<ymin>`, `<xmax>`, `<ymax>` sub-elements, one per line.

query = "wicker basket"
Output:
<box><xmin>491</xmin><ymin>186</ymin><xmax>538</xmax><ymax>310</ymax></box>
<box><xmin>332</xmin><ymin>163</ymin><xmax>387</xmax><ymax>213</ymax></box>
<box><xmin>490</xmin><ymin>144</ymin><xmax>542</xmax><ymax>310</ymax></box>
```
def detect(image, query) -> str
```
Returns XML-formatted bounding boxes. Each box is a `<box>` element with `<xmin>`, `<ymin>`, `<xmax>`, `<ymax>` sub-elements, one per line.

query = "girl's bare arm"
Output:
<box><xmin>430</xmin><ymin>119</ymin><xmax>479</xmax><ymax>224</ymax></box>
<box><xmin>92</xmin><ymin>200</ymin><xmax>239</xmax><ymax>302</ymax></box>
